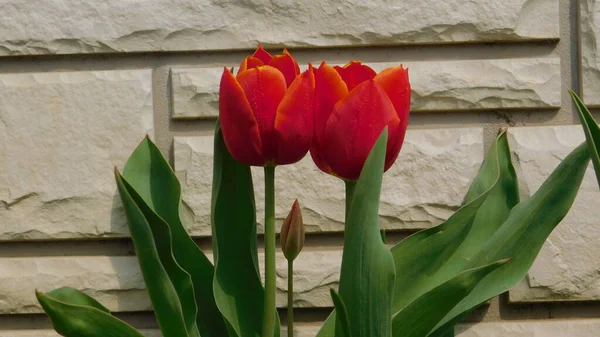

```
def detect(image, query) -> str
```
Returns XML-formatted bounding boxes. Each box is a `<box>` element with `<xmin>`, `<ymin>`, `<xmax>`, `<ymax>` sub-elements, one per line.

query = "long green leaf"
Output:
<box><xmin>115</xmin><ymin>170</ymin><xmax>191</xmax><ymax>337</ymax></box>
<box><xmin>330</xmin><ymin>289</ymin><xmax>352</xmax><ymax>337</ymax></box>
<box><xmin>119</xmin><ymin>173</ymin><xmax>200</xmax><ymax>337</ymax></box>
<box><xmin>211</xmin><ymin>121</ymin><xmax>267</xmax><ymax>337</ymax></box>
<box><xmin>122</xmin><ymin>137</ymin><xmax>228</xmax><ymax>337</ymax></box>
<box><xmin>45</xmin><ymin>287</ymin><xmax>110</xmax><ymax>313</ymax></box>
<box><xmin>569</xmin><ymin>89</ymin><xmax>600</xmax><ymax>188</ymax></box>
<box><xmin>37</xmin><ymin>290</ymin><xmax>145</xmax><ymax>337</ymax></box>
<box><xmin>316</xmin><ymin>130</ymin><xmax>518</xmax><ymax>337</ymax></box>
<box><xmin>431</xmin><ymin>141</ymin><xmax>590</xmax><ymax>333</ymax></box>
<box><xmin>394</xmin><ymin>130</ymin><xmax>518</xmax><ymax>311</ymax></box>
<box><xmin>338</xmin><ymin>129</ymin><xmax>396</xmax><ymax>337</ymax></box>
<box><xmin>391</xmin><ymin>259</ymin><xmax>509</xmax><ymax>337</ymax></box>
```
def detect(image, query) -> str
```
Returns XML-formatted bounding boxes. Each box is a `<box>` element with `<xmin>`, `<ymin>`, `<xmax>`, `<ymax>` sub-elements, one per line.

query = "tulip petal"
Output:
<box><xmin>274</xmin><ymin>66</ymin><xmax>315</xmax><ymax>165</ymax></box>
<box><xmin>334</xmin><ymin>61</ymin><xmax>377</xmax><ymax>91</ymax></box>
<box><xmin>311</xmin><ymin>62</ymin><xmax>349</xmax><ymax>174</ymax></box>
<box><xmin>238</xmin><ymin>56</ymin><xmax>265</xmax><ymax>74</ymax></box>
<box><xmin>237</xmin><ymin>65</ymin><xmax>287</xmax><ymax>161</ymax></box>
<box><xmin>219</xmin><ymin>68</ymin><xmax>264</xmax><ymax>166</ymax></box>
<box><xmin>269</xmin><ymin>49</ymin><xmax>301</xmax><ymax>87</ymax></box>
<box><xmin>374</xmin><ymin>66</ymin><xmax>411</xmax><ymax>171</ymax></box>
<box><xmin>322</xmin><ymin>80</ymin><xmax>399</xmax><ymax>180</ymax></box>
<box><xmin>252</xmin><ymin>44</ymin><xmax>273</xmax><ymax>64</ymax></box>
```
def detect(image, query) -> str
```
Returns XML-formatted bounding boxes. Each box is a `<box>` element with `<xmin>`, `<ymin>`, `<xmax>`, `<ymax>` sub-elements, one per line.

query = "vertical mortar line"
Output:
<box><xmin>575</xmin><ymin>0</ymin><xmax>584</xmax><ymax>96</ymax></box>
<box><xmin>152</xmin><ymin>65</ymin><xmax>174</xmax><ymax>164</ymax></box>
<box><xmin>556</xmin><ymin>0</ymin><xmax>581</xmax><ymax>123</ymax></box>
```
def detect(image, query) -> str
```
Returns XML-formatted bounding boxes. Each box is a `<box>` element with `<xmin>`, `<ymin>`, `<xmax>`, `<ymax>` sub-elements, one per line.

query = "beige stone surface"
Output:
<box><xmin>0</xmin><ymin>0</ymin><xmax>558</xmax><ymax>56</ymax></box>
<box><xmin>175</xmin><ymin>128</ymin><xmax>483</xmax><ymax>235</ymax></box>
<box><xmin>455</xmin><ymin>319</ymin><xmax>600</xmax><ymax>337</ymax></box>
<box><xmin>581</xmin><ymin>0</ymin><xmax>600</xmax><ymax>105</ymax></box>
<box><xmin>0</xmin><ymin>250</ymin><xmax>341</xmax><ymax>313</ymax></box>
<box><xmin>172</xmin><ymin>58</ymin><xmax>561</xmax><ymax>119</ymax></box>
<box><xmin>507</xmin><ymin>125</ymin><xmax>600</xmax><ymax>302</ymax></box>
<box><xmin>0</xmin><ymin>70</ymin><xmax>153</xmax><ymax>241</ymax></box>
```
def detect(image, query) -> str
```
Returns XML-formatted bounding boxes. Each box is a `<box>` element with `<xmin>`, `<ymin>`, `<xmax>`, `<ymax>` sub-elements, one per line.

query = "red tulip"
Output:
<box><xmin>219</xmin><ymin>45</ymin><xmax>315</xmax><ymax>166</ymax></box>
<box><xmin>310</xmin><ymin>61</ymin><xmax>411</xmax><ymax>181</ymax></box>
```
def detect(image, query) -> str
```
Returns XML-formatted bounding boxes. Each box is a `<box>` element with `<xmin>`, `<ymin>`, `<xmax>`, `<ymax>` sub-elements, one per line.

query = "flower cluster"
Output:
<box><xmin>219</xmin><ymin>45</ymin><xmax>411</xmax><ymax>180</ymax></box>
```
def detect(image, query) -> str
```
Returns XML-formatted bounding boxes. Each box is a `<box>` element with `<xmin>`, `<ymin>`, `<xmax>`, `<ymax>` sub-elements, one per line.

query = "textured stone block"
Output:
<box><xmin>581</xmin><ymin>0</ymin><xmax>600</xmax><ymax>105</ymax></box>
<box><xmin>171</xmin><ymin>58</ymin><xmax>561</xmax><ymax>119</ymax></box>
<box><xmin>0</xmin><ymin>250</ymin><xmax>341</xmax><ymax>313</ymax></box>
<box><xmin>175</xmin><ymin>128</ymin><xmax>483</xmax><ymax>236</ymax></box>
<box><xmin>0</xmin><ymin>0</ymin><xmax>558</xmax><ymax>56</ymax></box>
<box><xmin>0</xmin><ymin>70</ymin><xmax>153</xmax><ymax>241</ymax></box>
<box><xmin>507</xmin><ymin>125</ymin><xmax>600</xmax><ymax>302</ymax></box>
<box><xmin>455</xmin><ymin>320</ymin><xmax>600</xmax><ymax>337</ymax></box>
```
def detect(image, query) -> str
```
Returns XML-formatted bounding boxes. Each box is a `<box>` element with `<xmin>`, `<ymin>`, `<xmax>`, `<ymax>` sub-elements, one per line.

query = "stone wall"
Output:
<box><xmin>0</xmin><ymin>0</ymin><xmax>598</xmax><ymax>336</ymax></box>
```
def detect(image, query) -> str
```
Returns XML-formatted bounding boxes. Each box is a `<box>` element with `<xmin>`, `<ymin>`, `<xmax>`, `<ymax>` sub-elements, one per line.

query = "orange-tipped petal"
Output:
<box><xmin>311</xmin><ymin>62</ymin><xmax>349</xmax><ymax>175</ymax></box>
<box><xmin>321</xmin><ymin>80</ymin><xmax>399</xmax><ymax>180</ymax></box>
<box><xmin>269</xmin><ymin>49</ymin><xmax>301</xmax><ymax>87</ymax></box>
<box><xmin>374</xmin><ymin>66</ymin><xmax>411</xmax><ymax>171</ymax></box>
<box><xmin>237</xmin><ymin>65</ymin><xmax>287</xmax><ymax>161</ymax></box>
<box><xmin>333</xmin><ymin>61</ymin><xmax>377</xmax><ymax>91</ymax></box>
<box><xmin>252</xmin><ymin>44</ymin><xmax>273</xmax><ymax>64</ymax></box>
<box><xmin>274</xmin><ymin>66</ymin><xmax>315</xmax><ymax>165</ymax></box>
<box><xmin>238</xmin><ymin>56</ymin><xmax>265</xmax><ymax>74</ymax></box>
<box><xmin>219</xmin><ymin>68</ymin><xmax>264</xmax><ymax>166</ymax></box>
<box><xmin>314</xmin><ymin>62</ymin><xmax>348</xmax><ymax>137</ymax></box>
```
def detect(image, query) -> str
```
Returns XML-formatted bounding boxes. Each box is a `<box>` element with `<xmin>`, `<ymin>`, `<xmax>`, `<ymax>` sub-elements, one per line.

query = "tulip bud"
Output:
<box><xmin>280</xmin><ymin>200</ymin><xmax>305</xmax><ymax>261</ymax></box>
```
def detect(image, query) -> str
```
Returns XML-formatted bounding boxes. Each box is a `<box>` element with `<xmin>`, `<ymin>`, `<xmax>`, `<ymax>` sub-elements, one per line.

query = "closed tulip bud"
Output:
<box><xmin>310</xmin><ymin>61</ymin><xmax>411</xmax><ymax>181</ymax></box>
<box><xmin>280</xmin><ymin>200</ymin><xmax>305</xmax><ymax>261</ymax></box>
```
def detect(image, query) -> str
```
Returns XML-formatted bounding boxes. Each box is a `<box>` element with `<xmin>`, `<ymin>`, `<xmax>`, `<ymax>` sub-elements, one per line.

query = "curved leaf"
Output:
<box><xmin>37</xmin><ymin>291</ymin><xmax>145</xmax><ymax>337</ymax></box>
<box><xmin>122</xmin><ymin>137</ymin><xmax>228</xmax><ymax>337</ymax></box>
<box><xmin>569</xmin><ymin>89</ymin><xmax>600</xmax><ymax>188</ymax></box>
<box><xmin>115</xmin><ymin>170</ymin><xmax>191</xmax><ymax>337</ymax></box>
<box><xmin>211</xmin><ymin>121</ymin><xmax>267</xmax><ymax>337</ymax></box>
<box><xmin>431</xmin><ymin>141</ymin><xmax>590</xmax><ymax>333</ymax></box>
<box><xmin>330</xmin><ymin>289</ymin><xmax>352</xmax><ymax>337</ymax></box>
<box><xmin>391</xmin><ymin>259</ymin><xmax>510</xmax><ymax>337</ymax></box>
<box><xmin>46</xmin><ymin>287</ymin><xmax>110</xmax><ymax>313</ymax></box>
<box><xmin>338</xmin><ymin>129</ymin><xmax>395</xmax><ymax>337</ymax></box>
<box><xmin>118</xmin><ymin>172</ymin><xmax>200</xmax><ymax>337</ymax></box>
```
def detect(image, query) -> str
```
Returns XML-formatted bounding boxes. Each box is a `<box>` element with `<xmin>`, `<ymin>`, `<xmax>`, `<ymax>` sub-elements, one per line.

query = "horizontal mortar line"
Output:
<box><xmin>0</xmin><ymin>231</ymin><xmax>414</xmax><ymax>257</ymax></box>
<box><xmin>168</xmin><ymin>109</ymin><xmax>568</xmax><ymax>135</ymax></box>
<box><xmin>0</xmin><ymin>309</ymin><xmax>332</xmax><ymax>329</ymax></box>
<box><xmin>0</xmin><ymin>41</ymin><xmax>559</xmax><ymax>74</ymax></box>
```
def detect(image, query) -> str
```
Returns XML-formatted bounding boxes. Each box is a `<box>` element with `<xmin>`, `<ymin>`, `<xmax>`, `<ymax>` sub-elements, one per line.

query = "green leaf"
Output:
<box><xmin>118</xmin><ymin>172</ymin><xmax>200</xmax><ymax>337</ymax></box>
<box><xmin>391</xmin><ymin>130</ymin><xmax>519</xmax><ymax>314</ymax></box>
<box><xmin>317</xmin><ymin>130</ymin><xmax>518</xmax><ymax>337</ymax></box>
<box><xmin>431</xmin><ymin>141</ymin><xmax>590</xmax><ymax>333</ymax></box>
<box><xmin>46</xmin><ymin>287</ymin><xmax>110</xmax><ymax>313</ymax></box>
<box><xmin>569</xmin><ymin>89</ymin><xmax>600</xmax><ymax>188</ymax></box>
<box><xmin>122</xmin><ymin>137</ymin><xmax>228</xmax><ymax>337</ymax></box>
<box><xmin>37</xmin><ymin>291</ymin><xmax>145</xmax><ymax>337</ymax></box>
<box><xmin>211</xmin><ymin>121</ymin><xmax>267</xmax><ymax>337</ymax></box>
<box><xmin>391</xmin><ymin>259</ymin><xmax>510</xmax><ymax>337</ymax></box>
<box><xmin>115</xmin><ymin>170</ymin><xmax>192</xmax><ymax>337</ymax></box>
<box><xmin>338</xmin><ymin>129</ymin><xmax>396</xmax><ymax>337</ymax></box>
<box><xmin>330</xmin><ymin>289</ymin><xmax>352</xmax><ymax>337</ymax></box>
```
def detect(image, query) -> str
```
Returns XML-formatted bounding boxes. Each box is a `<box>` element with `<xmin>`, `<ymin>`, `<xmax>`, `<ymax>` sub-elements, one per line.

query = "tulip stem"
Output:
<box><xmin>263</xmin><ymin>165</ymin><xmax>277</xmax><ymax>337</ymax></box>
<box><xmin>345</xmin><ymin>181</ymin><xmax>357</xmax><ymax>222</ymax></box>
<box><xmin>287</xmin><ymin>259</ymin><xmax>294</xmax><ymax>337</ymax></box>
